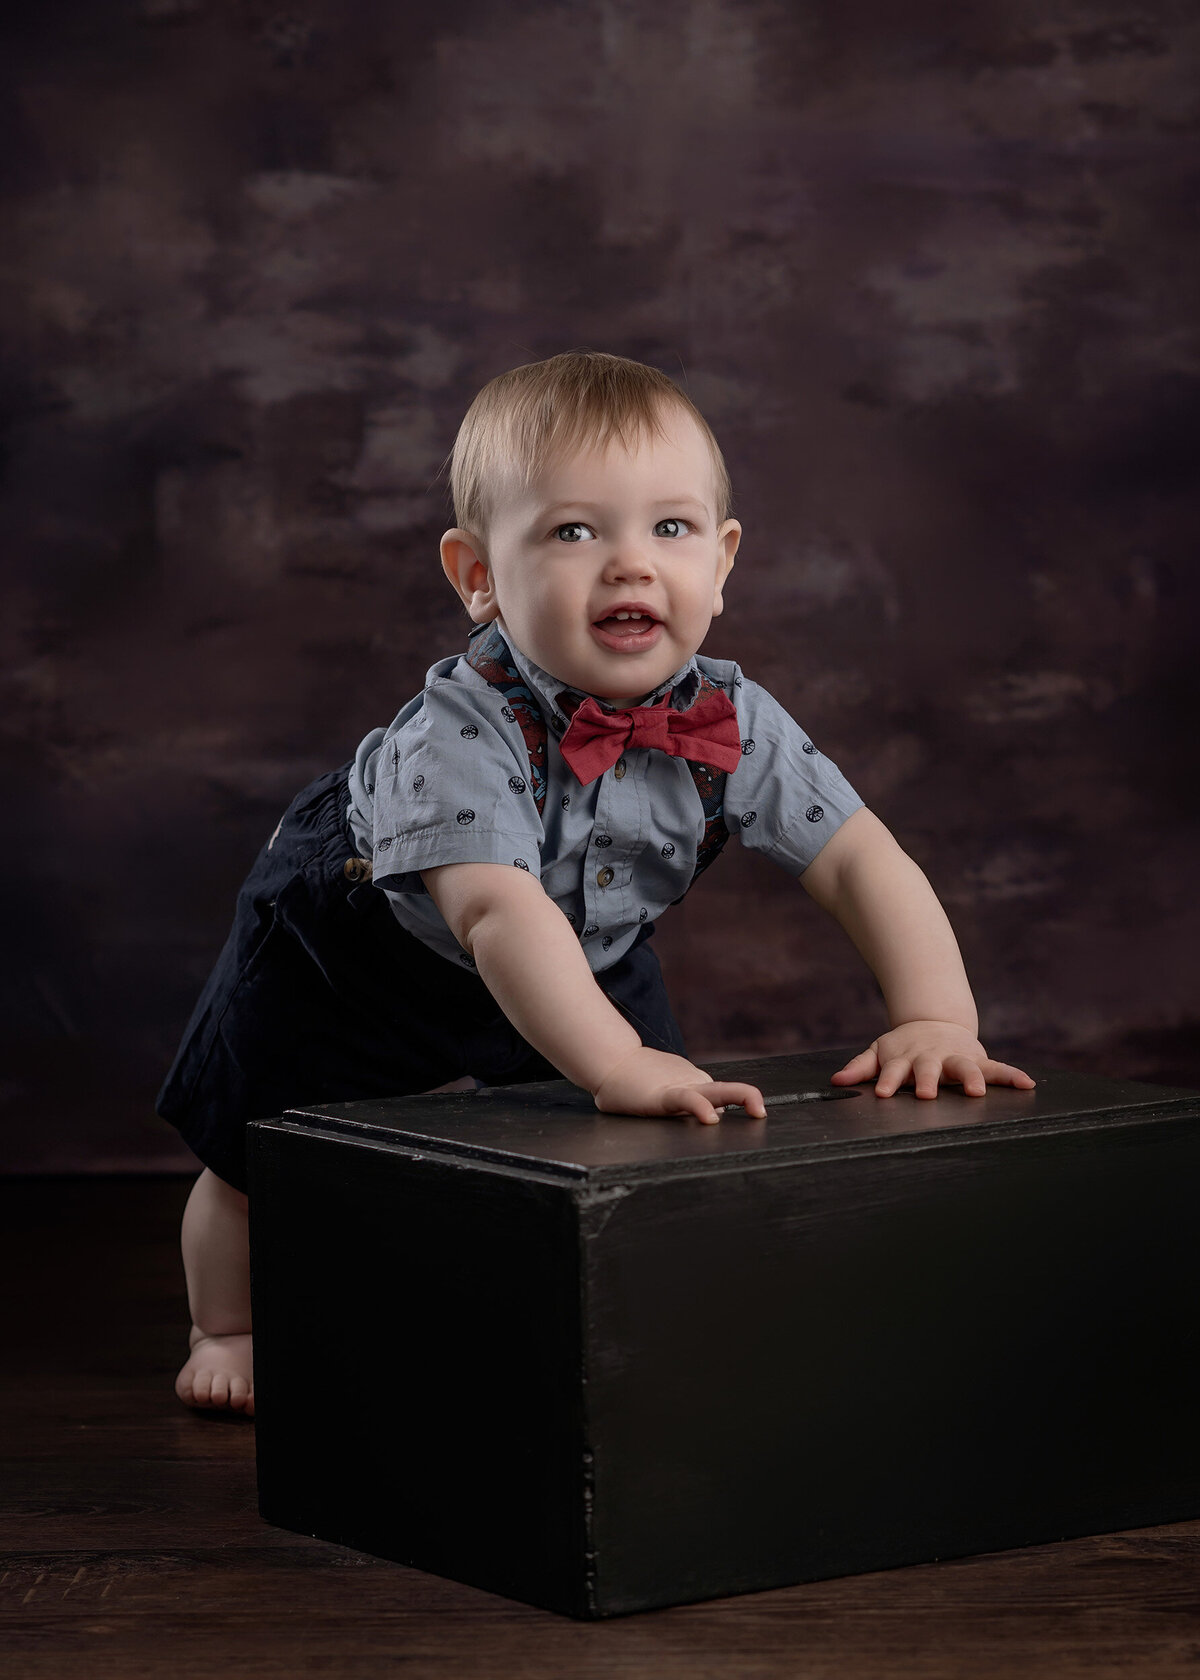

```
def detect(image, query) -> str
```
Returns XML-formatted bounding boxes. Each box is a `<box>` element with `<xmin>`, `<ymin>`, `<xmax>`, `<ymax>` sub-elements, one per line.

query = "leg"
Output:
<box><xmin>175</xmin><ymin>1166</ymin><xmax>255</xmax><ymax>1415</ymax></box>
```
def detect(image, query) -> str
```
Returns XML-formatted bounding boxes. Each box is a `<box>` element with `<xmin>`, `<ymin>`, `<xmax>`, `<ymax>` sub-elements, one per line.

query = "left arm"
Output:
<box><xmin>799</xmin><ymin>807</ymin><xmax>1036</xmax><ymax>1099</ymax></box>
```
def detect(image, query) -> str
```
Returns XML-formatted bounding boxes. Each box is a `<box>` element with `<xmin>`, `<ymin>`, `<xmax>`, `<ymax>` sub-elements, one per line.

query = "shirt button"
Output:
<box><xmin>596</xmin><ymin>866</ymin><xmax>614</xmax><ymax>888</ymax></box>
<box><xmin>343</xmin><ymin>857</ymin><xmax>372</xmax><ymax>883</ymax></box>
<box><xmin>614</xmin><ymin>758</ymin><xmax>627</xmax><ymax>779</ymax></box>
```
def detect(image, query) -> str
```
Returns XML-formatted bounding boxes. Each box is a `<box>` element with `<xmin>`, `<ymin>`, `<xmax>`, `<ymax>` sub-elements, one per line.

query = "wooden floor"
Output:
<box><xmin>3</xmin><ymin>1178</ymin><xmax>1200</xmax><ymax>1680</ymax></box>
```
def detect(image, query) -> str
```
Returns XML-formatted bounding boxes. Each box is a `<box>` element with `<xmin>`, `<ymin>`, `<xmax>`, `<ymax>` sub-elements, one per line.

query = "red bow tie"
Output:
<box><xmin>557</xmin><ymin>689</ymin><xmax>742</xmax><ymax>785</ymax></box>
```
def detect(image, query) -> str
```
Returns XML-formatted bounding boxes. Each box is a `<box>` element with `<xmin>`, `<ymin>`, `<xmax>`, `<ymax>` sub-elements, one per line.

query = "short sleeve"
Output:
<box><xmin>368</xmin><ymin>678</ymin><xmax>544</xmax><ymax>892</ymax></box>
<box><xmin>722</xmin><ymin>677</ymin><xmax>863</xmax><ymax>874</ymax></box>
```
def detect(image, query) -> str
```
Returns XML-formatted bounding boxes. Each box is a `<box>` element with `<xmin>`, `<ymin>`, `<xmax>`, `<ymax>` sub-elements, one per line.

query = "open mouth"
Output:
<box><xmin>591</xmin><ymin>610</ymin><xmax>662</xmax><ymax>642</ymax></box>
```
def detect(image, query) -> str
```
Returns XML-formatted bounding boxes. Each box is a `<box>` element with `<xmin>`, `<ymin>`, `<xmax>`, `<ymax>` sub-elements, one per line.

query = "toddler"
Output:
<box><xmin>159</xmin><ymin>350</ymin><xmax>1035</xmax><ymax>1416</ymax></box>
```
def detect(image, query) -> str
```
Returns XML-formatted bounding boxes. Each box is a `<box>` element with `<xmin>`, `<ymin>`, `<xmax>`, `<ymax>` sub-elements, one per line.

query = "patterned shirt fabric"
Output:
<box><xmin>346</xmin><ymin>625</ymin><xmax>863</xmax><ymax>975</ymax></box>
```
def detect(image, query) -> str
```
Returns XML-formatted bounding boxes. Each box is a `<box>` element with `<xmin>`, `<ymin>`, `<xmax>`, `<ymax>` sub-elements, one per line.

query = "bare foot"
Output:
<box><xmin>176</xmin><ymin>1324</ymin><xmax>255</xmax><ymax>1417</ymax></box>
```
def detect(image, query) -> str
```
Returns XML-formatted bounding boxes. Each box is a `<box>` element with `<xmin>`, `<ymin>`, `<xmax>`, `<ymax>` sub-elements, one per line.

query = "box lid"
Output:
<box><xmin>268</xmin><ymin>1051</ymin><xmax>1200</xmax><ymax>1183</ymax></box>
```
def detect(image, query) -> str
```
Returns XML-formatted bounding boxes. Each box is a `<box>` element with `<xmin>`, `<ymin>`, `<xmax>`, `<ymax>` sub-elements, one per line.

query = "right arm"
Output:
<box><xmin>420</xmin><ymin>863</ymin><xmax>765</xmax><ymax>1124</ymax></box>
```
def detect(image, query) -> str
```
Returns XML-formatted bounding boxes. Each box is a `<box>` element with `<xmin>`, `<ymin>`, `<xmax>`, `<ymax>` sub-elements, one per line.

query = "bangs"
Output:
<box><xmin>449</xmin><ymin>352</ymin><xmax>731</xmax><ymax>534</ymax></box>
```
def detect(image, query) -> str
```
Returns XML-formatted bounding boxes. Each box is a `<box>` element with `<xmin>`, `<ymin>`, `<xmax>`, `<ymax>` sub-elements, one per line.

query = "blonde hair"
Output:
<box><xmin>448</xmin><ymin>350</ymin><xmax>732</xmax><ymax>535</ymax></box>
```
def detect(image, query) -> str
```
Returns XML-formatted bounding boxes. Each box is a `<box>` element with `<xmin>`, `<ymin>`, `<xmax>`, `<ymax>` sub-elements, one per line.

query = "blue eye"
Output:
<box><xmin>555</xmin><ymin>523</ymin><xmax>594</xmax><ymax>542</ymax></box>
<box><xmin>654</xmin><ymin>518</ymin><xmax>689</xmax><ymax>538</ymax></box>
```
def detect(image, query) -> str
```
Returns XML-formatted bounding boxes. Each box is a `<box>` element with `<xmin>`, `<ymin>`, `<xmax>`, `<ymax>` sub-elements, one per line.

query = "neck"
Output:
<box><xmin>493</xmin><ymin>620</ymin><xmax>656</xmax><ymax>709</ymax></box>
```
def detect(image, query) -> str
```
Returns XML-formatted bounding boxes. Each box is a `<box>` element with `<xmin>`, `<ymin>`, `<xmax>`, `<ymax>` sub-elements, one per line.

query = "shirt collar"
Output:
<box><xmin>493</xmin><ymin>624</ymin><xmax>702</xmax><ymax>735</ymax></box>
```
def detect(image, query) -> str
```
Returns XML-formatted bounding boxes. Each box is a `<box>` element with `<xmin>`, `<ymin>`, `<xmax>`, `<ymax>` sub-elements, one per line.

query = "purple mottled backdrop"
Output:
<box><xmin>2</xmin><ymin>0</ymin><xmax>1197</xmax><ymax>1171</ymax></box>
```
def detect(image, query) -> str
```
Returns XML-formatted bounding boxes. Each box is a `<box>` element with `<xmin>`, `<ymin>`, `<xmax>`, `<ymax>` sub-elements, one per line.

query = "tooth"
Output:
<box><xmin>615</xmin><ymin>611</ymin><xmax>630</xmax><ymax>620</ymax></box>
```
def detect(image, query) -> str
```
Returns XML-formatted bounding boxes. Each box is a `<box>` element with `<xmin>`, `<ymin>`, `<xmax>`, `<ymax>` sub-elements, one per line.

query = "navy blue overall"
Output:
<box><xmin>156</xmin><ymin>763</ymin><xmax>685</xmax><ymax>1192</ymax></box>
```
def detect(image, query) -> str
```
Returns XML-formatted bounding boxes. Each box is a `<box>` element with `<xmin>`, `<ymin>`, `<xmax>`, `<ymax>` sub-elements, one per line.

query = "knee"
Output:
<box><xmin>207</xmin><ymin>1166</ymin><xmax>249</xmax><ymax>1207</ymax></box>
<box><xmin>190</xmin><ymin>1166</ymin><xmax>249</xmax><ymax>1214</ymax></box>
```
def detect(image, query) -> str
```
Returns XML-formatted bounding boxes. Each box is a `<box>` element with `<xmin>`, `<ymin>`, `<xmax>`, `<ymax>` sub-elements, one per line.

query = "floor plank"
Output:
<box><xmin>3</xmin><ymin>1176</ymin><xmax>1200</xmax><ymax>1679</ymax></box>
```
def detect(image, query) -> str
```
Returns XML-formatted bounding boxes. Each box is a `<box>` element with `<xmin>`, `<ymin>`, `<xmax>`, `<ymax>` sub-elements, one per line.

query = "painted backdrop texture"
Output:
<box><xmin>3</xmin><ymin>1</ymin><xmax>1197</xmax><ymax>1170</ymax></box>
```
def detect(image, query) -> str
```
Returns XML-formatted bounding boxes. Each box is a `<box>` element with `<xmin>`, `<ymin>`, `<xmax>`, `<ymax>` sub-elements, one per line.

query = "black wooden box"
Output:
<box><xmin>246</xmin><ymin>1051</ymin><xmax>1200</xmax><ymax>1619</ymax></box>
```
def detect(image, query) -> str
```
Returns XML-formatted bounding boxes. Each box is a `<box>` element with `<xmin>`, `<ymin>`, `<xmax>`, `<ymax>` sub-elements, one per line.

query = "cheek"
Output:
<box><xmin>688</xmin><ymin>578</ymin><xmax>719</xmax><ymax>615</ymax></box>
<box><xmin>542</xmin><ymin>577</ymin><xmax>586</xmax><ymax>620</ymax></box>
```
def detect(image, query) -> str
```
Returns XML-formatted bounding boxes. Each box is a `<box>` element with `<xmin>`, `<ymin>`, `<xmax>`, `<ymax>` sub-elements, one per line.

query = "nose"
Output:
<box><xmin>602</xmin><ymin>538</ymin><xmax>657</xmax><ymax>584</ymax></box>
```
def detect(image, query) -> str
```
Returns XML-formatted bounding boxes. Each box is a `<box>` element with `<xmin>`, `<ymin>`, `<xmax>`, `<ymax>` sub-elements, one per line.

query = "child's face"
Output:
<box><xmin>442</xmin><ymin>408</ymin><xmax>741</xmax><ymax>706</ymax></box>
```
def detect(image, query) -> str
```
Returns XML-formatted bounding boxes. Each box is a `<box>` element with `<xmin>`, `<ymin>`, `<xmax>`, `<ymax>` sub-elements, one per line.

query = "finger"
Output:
<box><xmin>874</xmin><ymin>1056</ymin><xmax>911</xmax><ymax>1098</ymax></box>
<box><xmin>703</xmin><ymin>1082</ymin><xmax>767</xmax><ymax>1119</ymax></box>
<box><xmin>942</xmin><ymin>1054</ymin><xmax>987</xmax><ymax>1096</ymax></box>
<box><xmin>667</xmin><ymin>1086</ymin><xmax>722</xmax><ymax>1125</ymax></box>
<box><xmin>981</xmin><ymin>1060</ymin><xmax>1038</xmax><ymax>1089</ymax></box>
<box><xmin>911</xmin><ymin>1054</ymin><xmax>943</xmax><ymax>1100</ymax></box>
<box><xmin>831</xmin><ymin>1049</ymin><xmax>879</xmax><ymax>1085</ymax></box>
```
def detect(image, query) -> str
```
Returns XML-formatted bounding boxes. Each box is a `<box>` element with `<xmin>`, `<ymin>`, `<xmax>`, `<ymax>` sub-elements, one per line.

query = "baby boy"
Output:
<box><xmin>159</xmin><ymin>350</ymin><xmax>1035</xmax><ymax>1416</ymax></box>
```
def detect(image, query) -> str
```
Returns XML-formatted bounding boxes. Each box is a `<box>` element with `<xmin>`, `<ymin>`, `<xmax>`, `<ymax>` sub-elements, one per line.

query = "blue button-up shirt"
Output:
<box><xmin>346</xmin><ymin>625</ymin><xmax>862</xmax><ymax>973</ymax></box>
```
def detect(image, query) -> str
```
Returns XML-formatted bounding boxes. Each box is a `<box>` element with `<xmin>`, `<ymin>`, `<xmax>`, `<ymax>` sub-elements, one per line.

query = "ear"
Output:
<box><xmin>710</xmin><ymin>518</ymin><xmax>741</xmax><ymax>618</ymax></box>
<box><xmin>440</xmin><ymin>529</ymin><xmax>500</xmax><ymax>623</ymax></box>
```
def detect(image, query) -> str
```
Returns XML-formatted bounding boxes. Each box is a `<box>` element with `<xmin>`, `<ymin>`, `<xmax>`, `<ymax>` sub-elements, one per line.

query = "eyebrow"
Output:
<box><xmin>536</xmin><ymin>497</ymin><xmax>710</xmax><ymax>517</ymax></box>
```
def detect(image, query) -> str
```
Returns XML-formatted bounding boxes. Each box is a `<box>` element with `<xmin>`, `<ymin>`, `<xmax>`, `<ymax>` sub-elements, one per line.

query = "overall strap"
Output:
<box><xmin>679</xmin><ymin>671</ymin><xmax>734</xmax><ymax>894</ymax></box>
<box><xmin>462</xmin><ymin>622</ymin><xmax>731</xmax><ymax>889</ymax></box>
<box><xmin>463</xmin><ymin>622</ymin><xmax>550</xmax><ymax>817</ymax></box>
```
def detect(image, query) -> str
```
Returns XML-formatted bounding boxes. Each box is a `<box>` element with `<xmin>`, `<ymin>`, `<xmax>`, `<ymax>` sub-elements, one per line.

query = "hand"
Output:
<box><xmin>592</xmin><ymin>1047</ymin><xmax>767</xmax><ymax>1126</ymax></box>
<box><xmin>831</xmin><ymin>1021</ymin><xmax>1037</xmax><ymax>1099</ymax></box>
